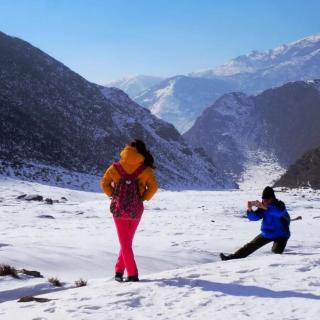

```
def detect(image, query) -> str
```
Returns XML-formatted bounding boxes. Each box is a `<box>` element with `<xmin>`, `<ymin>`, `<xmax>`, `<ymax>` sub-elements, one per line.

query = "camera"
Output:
<box><xmin>248</xmin><ymin>200</ymin><xmax>260</xmax><ymax>207</ymax></box>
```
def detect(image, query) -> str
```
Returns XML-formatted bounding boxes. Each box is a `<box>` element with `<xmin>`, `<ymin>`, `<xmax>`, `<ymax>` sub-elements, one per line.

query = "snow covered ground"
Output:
<box><xmin>0</xmin><ymin>176</ymin><xmax>320</xmax><ymax>319</ymax></box>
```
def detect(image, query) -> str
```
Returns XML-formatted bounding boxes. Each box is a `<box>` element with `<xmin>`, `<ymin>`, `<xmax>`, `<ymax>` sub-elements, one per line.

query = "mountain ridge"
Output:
<box><xmin>191</xmin><ymin>34</ymin><xmax>320</xmax><ymax>78</ymax></box>
<box><xmin>106</xmin><ymin>75</ymin><xmax>164</xmax><ymax>98</ymax></box>
<box><xmin>133</xmin><ymin>34</ymin><xmax>320</xmax><ymax>132</ymax></box>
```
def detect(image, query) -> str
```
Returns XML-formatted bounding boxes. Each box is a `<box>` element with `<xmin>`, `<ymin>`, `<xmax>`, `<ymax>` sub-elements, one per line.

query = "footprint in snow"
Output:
<box><xmin>82</xmin><ymin>305</ymin><xmax>102</xmax><ymax>310</ymax></box>
<box><xmin>43</xmin><ymin>307</ymin><xmax>56</xmax><ymax>313</ymax></box>
<box><xmin>0</xmin><ymin>243</ymin><xmax>11</xmax><ymax>248</ymax></box>
<box><xmin>186</xmin><ymin>273</ymin><xmax>201</xmax><ymax>279</ymax></box>
<box><xmin>236</xmin><ymin>268</ymin><xmax>259</xmax><ymax>273</ymax></box>
<box><xmin>296</xmin><ymin>266</ymin><xmax>312</xmax><ymax>272</ymax></box>
<box><xmin>37</xmin><ymin>215</ymin><xmax>55</xmax><ymax>219</ymax></box>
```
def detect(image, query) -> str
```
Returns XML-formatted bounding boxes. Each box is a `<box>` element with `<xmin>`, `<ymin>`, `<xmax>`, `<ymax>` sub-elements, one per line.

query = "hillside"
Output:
<box><xmin>0</xmin><ymin>31</ymin><xmax>235</xmax><ymax>190</ymax></box>
<box><xmin>274</xmin><ymin>146</ymin><xmax>320</xmax><ymax>189</ymax></box>
<box><xmin>184</xmin><ymin>80</ymin><xmax>320</xmax><ymax>179</ymax></box>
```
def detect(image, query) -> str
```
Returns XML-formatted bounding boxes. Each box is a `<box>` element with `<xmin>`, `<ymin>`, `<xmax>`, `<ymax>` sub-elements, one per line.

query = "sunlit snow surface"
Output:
<box><xmin>0</xmin><ymin>175</ymin><xmax>319</xmax><ymax>319</ymax></box>
<box><xmin>238</xmin><ymin>154</ymin><xmax>286</xmax><ymax>191</ymax></box>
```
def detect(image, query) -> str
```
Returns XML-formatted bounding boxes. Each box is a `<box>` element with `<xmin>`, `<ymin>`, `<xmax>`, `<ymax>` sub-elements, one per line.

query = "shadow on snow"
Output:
<box><xmin>141</xmin><ymin>277</ymin><xmax>320</xmax><ymax>300</ymax></box>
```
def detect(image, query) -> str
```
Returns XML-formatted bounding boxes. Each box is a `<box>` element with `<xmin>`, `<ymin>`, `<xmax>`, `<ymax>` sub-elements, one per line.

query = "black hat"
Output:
<box><xmin>262</xmin><ymin>186</ymin><xmax>275</xmax><ymax>199</ymax></box>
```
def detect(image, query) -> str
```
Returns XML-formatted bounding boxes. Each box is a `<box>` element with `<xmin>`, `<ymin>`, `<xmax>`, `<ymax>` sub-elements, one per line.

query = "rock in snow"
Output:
<box><xmin>22</xmin><ymin>194</ymin><xmax>44</xmax><ymax>201</ymax></box>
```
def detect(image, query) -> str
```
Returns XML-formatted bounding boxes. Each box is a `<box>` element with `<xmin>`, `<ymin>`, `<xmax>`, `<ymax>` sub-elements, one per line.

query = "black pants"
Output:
<box><xmin>229</xmin><ymin>234</ymin><xmax>289</xmax><ymax>260</ymax></box>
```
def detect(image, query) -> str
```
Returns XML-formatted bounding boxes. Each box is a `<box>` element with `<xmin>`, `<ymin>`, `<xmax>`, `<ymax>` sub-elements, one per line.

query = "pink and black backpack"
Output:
<box><xmin>110</xmin><ymin>162</ymin><xmax>145</xmax><ymax>219</ymax></box>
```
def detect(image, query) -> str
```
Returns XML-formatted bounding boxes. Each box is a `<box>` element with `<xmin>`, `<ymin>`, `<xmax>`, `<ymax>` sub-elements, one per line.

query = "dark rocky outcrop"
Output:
<box><xmin>274</xmin><ymin>146</ymin><xmax>320</xmax><ymax>189</ymax></box>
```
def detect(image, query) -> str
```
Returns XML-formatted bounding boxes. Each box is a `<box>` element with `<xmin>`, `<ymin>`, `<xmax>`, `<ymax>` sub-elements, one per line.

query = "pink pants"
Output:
<box><xmin>113</xmin><ymin>217</ymin><xmax>141</xmax><ymax>276</ymax></box>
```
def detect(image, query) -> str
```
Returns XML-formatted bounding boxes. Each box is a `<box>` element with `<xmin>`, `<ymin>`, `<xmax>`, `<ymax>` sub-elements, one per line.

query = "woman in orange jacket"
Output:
<box><xmin>100</xmin><ymin>139</ymin><xmax>158</xmax><ymax>282</ymax></box>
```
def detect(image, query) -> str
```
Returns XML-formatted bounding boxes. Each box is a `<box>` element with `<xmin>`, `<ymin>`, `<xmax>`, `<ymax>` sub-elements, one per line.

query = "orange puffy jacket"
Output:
<box><xmin>100</xmin><ymin>145</ymin><xmax>158</xmax><ymax>201</ymax></box>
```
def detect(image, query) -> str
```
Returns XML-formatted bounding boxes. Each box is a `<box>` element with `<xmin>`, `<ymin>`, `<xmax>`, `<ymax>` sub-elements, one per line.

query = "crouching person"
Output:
<box><xmin>220</xmin><ymin>186</ymin><xmax>290</xmax><ymax>261</ymax></box>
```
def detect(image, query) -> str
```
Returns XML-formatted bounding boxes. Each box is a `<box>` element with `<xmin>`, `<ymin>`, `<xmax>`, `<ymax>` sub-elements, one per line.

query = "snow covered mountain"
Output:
<box><xmin>184</xmin><ymin>80</ymin><xmax>320</xmax><ymax>179</ymax></box>
<box><xmin>191</xmin><ymin>35</ymin><xmax>320</xmax><ymax>81</ymax></box>
<box><xmin>274</xmin><ymin>145</ymin><xmax>320</xmax><ymax>189</ymax></box>
<box><xmin>135</xmin><ymin>75</ymin><xmax>234</xmax><ymax>132</ymax></box>
<box><xmin>137</xmin><ymin>35</ymin><xmax>320</xmax><ymax>132</ymax></box>
<box><xmin>0</xmin><ymin>31</ymin><xmax>235</xmax><ymax>190</ymax></box>
<box><xmin>106</xmin><ymin>75</ymin><xmax>164</xmax><ymax>98</ymax></box>
<box><xmin>184</xmin><ymin>91</ymin><xmax>259</xmax><ymax>176</ymax></box>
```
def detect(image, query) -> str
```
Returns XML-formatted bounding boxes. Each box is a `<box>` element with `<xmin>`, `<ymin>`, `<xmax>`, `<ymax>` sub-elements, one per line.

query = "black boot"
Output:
<box><xmin>125</xmin><ymin>275</ymin><xmax>139</xmax><ymax>282</ymax></box>
<box><xmin>220</xmin><ymin>253</ymin><xmax>232</xmax><ymax>261</ymax></box>
<box><xmin>115</xmin><ymin>272</ymin><xmax>124</xmax><ymax>282</ymax></box>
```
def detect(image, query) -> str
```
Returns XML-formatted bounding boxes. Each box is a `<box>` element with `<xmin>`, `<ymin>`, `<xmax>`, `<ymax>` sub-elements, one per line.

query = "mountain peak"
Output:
<box><xmin>208</xmin><ymin>91</ymin><xmax>253</xmax><ymax>118</ymax></box>
<box><xmin>105</xmin><ymin>75</ymin><xmax>164</xmax><ymax>98</ymax></box>
<box><xmin>289</xmin><ymin>34</ymin><xmax>320</xmax><ymax>46</ymax></box>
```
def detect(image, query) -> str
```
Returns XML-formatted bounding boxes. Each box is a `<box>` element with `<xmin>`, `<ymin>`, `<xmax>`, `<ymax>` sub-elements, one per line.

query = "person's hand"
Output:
<box><xmin>247</xmin><ymin>201</ymin><xmax>253</xmax><ymax>211</ymax></box>
<box><xmin>256</xmin><ymin>201</ymin><xmax>267</xmax><ymax>210</ymax></box>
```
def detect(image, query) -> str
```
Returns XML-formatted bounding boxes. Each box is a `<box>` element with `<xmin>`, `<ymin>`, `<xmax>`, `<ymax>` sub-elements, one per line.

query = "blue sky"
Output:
<box><xmin>0</xmin><ymin>0</ymin><xmax>319</xmax><ymax>84</ymax></box>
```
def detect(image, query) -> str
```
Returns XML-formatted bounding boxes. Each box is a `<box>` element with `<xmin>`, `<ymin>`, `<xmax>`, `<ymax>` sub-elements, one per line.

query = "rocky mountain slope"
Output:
<box><xmin>274</xmin><ymin>146</ymin><xmax>320</xmax><ymax>189</ymax></box>
<box><xmin>106</xmin><ymin>75</ymin><xmax>164</xmax><ymax>98</ymax></box>
<box><xmin>0</xmin><ymin>31</ymin><xmax>235</xmax><ymax>190</ymax></box>
<box><xmin>135</xmin><ymin>35</ymin><xmax>320</xmax><ymax>132</ymax></box>
<box><xmin>184</xmin><ymin>80</ymin><xmax>320</xmax><ymax>179</ymax></box>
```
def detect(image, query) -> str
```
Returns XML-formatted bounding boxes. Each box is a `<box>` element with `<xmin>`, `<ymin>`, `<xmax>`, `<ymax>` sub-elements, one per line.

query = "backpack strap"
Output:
<box><xmin>131</xmin><ymin>164</ymin><xmax>146</xmax><ymax>179</ymax></box>
<box><xmin>113</xmin><ymin>162</ymin><xmax>128</xmax><ymax>178</ymax></box>
<box><xmin>113</xmin><ymin>162</ymin><xmax>145</xmax><ymax>179</ymax></box>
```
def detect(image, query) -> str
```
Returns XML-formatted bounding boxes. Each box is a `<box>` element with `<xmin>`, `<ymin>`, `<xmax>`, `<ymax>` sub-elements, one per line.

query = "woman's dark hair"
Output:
<box><xmin>130</xmin><ymin>139</ymin><xmax>155</xmax><ymax>169</ymax></box>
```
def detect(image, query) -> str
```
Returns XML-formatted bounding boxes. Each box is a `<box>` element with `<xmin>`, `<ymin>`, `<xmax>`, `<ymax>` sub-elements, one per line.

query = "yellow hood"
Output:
<box><xmin>120</xmin><ymin>145</ymin><xmax>144</xmax><ymax>166</ymax></box>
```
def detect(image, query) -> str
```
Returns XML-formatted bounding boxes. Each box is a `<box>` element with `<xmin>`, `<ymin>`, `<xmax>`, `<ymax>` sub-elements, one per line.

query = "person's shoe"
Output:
<box><xmin>220</xmin><ymin>253</ymin><xmax>232</xmax><ymax>261</ymax></box>
<box><xmin>125</xmin><ymin>275</ymin><xmax>139</xmax><ymax>282</ymax></box>
<box><xmin>115</xmin><ymin>272</ymin><xmax>124</xmax><ymax>282</ymax></box>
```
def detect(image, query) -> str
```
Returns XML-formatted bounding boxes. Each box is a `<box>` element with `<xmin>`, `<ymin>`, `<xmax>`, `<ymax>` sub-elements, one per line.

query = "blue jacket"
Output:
<box><xmin>247</xmin><ymin>200</ymin><xmax>291</xmax><ymax>239</ymax></box>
